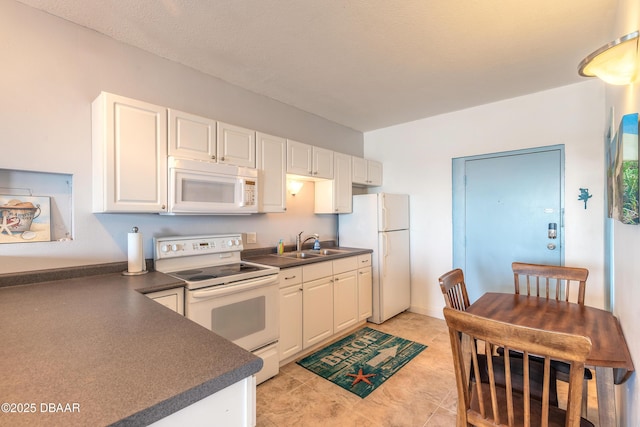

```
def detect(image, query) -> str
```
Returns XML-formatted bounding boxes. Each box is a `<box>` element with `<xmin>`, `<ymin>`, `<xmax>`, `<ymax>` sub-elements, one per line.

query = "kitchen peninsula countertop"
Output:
<box><xmin>0</xmin><ymin>269</ymin><xmax>261</xmax><ymax>426</ymax></box>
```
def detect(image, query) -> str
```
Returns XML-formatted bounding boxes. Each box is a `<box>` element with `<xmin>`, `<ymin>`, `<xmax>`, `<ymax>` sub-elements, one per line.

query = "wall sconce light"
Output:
<box><xmin>578</xmin><ymin>30</ymin><xmax>639</xmax><ymax>85</ymax></box>
<box><xmin>288</xmin><ymin>180</ymin><xmax>304</xmax><ymax>196</ymax></box>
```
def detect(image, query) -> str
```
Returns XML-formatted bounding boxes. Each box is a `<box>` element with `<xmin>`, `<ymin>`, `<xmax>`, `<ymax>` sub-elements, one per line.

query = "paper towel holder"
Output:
<box><xmin>122</xmin><ymin>226</ymin><xmax>149</xmax><ymax>276</ymax></box>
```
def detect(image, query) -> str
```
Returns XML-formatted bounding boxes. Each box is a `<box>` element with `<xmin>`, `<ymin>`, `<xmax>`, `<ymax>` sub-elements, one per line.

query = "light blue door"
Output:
<box><xmin>453</xmin><ymin>146</ymin><xmax>564</xmax><ymax>302</ymax></box>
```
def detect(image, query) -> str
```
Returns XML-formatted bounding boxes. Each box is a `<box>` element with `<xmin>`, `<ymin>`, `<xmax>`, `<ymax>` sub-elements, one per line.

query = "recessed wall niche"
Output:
<box><xmin>0</xmin><ymin>169</ymin><xmax>73</xmax><ymax>242</ymax></box>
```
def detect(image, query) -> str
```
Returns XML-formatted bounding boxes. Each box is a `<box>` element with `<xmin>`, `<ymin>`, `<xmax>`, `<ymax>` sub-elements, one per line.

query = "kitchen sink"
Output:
<box><xmin>303</xmin><ymin>249</ymin><xmax>349</xmax><ymax>256</ymax></box>
<box><xmin>274</xmin><ymin>251</ymin><xmax>321</xmax><ymax>259</ymax></box>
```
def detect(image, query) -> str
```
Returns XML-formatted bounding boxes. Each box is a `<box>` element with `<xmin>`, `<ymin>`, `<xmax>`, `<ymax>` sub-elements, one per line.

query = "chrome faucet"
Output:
<box><xmin>296</xmin><ymin>231</ymin><xmax>319</xmax><ymax>251</ymax></box>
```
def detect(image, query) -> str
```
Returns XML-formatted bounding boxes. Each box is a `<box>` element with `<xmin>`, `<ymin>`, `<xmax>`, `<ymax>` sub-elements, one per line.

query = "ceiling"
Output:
<box><xmin>17</xmin><ymin>0</ymin><xmax>617</xmax><ymax>132</ymax></box>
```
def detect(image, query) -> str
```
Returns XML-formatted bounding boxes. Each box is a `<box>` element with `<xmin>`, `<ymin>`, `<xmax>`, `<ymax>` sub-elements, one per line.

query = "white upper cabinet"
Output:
<box><xmin>256</xmin><ymin>132</ymin><xmax>286</xmax><ymax>213</ymax></box>
<box><xmin>367</xmin><ymin>160</ymin><xmax>383</xmax><ymax>186</ymax></box>
<box><xmin>92</xmin><ymin>92</ymin><xmax>167</xmax><ymax>213</ymax></box>
<box><xmin>352</xmin><ymin>157</ymin><xmax>382</xmax><ymax>186</ymax></box>
<box><xmin>286</xmin><ymin>140</ymin><xmax>333</xmax><ymax>179</ymax></box>
<box><xmin>315</xmin><ymin>152</ymin><xmax>352</xmax><ymax>213</ymax></box>
<box><xmin>312</xmin><ymin>146</ymin><xmax>334</xmax><ymax>179</ymax></box>
<box><xmin>286</xmin><ymin>139</ymin><xmax>313</xmax><ymax>176</ymax></box>
<box><xmin>168</xmin><ymin>109</ymin><xmax>217</xmax><ymax>161</ymax></box>
<box><xmin>217</xmin><ymin>121</ymin><xmax>256</xmax><ymax>168</ymax></box>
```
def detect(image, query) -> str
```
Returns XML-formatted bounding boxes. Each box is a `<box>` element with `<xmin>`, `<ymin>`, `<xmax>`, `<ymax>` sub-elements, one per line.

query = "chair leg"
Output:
<box><xmin>581</xmin><ymin>378</ymin><xmax>588</xmax><ymax>418</ymax></box>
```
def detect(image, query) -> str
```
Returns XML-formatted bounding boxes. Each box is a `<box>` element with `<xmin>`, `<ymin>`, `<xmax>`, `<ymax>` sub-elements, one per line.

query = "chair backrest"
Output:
<box><xmin>512</xmin><ymin>262</ymin><xmax>589</xmax><ymax>305</ymax></box>
<box><xmin>438</xmin><ymin>268</ymin><xmax>471</xmax><ymax>311</ymax></box>
<box><xmin>443</xmin><ymin>307</ymin><xmax>592</xmax><ymax>427</ymax></box>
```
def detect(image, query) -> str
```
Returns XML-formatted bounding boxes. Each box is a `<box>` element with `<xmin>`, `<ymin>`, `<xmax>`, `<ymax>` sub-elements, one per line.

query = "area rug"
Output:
<box><xmin>296</xmin><ymin>327</ymin><xmax>427</xmax><ymax>398</ymax></box>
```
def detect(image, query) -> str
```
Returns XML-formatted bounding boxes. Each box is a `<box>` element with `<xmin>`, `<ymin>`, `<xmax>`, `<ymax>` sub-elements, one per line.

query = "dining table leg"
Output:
<box><xmin>595</xmin><ymin>366</ymin><xmax>616</xmax><ymax>427</ymax></box>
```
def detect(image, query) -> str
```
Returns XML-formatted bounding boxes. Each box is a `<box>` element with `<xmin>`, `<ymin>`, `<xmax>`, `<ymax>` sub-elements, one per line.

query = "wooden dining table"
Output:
<box><xmin>466</xmin><ymin>292</ymin><xmax>634</xmax><ymax>427</ymax></box>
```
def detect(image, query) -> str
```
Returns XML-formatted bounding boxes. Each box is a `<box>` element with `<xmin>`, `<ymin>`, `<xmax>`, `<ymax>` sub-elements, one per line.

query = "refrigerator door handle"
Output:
<box><xmin>382</xmin><ymin>233</ymin><xmax>388</xmax><ymax>276</ymax></box>
<box><xmin>381</xmin><ymin>195</ymin><xmax>388</xmax><ymax>230</ymax></box>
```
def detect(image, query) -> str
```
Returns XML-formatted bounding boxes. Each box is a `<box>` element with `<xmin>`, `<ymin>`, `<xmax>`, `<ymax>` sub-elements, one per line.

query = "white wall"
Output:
<box><xmin>605</xmin><ymin>0</ymin><xmax>640</xmax><ymax>424</ymax></box>
<box><xmin>0</xmin><ymin>1</ymin><xmax>362</xmax><ymax>274</ymax></box>
<box><xmin>364</xmin><ymin>80</ymin><xmax>606</xmax><ymax>317</ymax></box>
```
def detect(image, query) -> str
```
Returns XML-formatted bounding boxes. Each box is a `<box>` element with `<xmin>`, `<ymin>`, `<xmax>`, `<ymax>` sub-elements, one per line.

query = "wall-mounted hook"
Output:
<box><xmin>578</xmin><ymin>188</ymin><xmax>592</xmax><ymax>209</ymax></box>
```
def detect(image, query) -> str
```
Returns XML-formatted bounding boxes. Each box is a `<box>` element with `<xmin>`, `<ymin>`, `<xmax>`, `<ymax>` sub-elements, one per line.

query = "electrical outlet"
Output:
<box><xmin>246</xmin><ymin>232</ymin><xmax>257</xmax><ymax>244</ymax></box>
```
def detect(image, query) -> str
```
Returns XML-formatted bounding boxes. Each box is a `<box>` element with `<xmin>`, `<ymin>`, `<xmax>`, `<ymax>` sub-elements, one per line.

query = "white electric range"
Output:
<box><xmin>154</xmin><ymin>233</ymin><xmax>280</xmax><ymax>384</ymax></box>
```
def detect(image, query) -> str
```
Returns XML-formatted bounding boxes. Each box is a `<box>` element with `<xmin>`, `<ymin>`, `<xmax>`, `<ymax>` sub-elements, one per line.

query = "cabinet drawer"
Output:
<box><xmin>357</xmin><ymin>254</ymin><xmax>372</xmax><ymax>268</ymax></box>
<box><xmin>279</xmin><ymin>267</ymin><xmax>303</xmax><ymax>288</ymax></box>
<box><xmin>303</xmin><ymin>261</ymin><xmax>332</xmax><ymax>282</ymax></box>
<box><xmin>333</xmin><ymin>256</ymin><xmax>358</xmax><ymax>274</ymax></box>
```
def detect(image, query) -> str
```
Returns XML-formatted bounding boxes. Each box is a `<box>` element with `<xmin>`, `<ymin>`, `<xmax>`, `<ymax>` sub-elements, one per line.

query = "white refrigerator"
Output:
<box><xmin>338</xmin><ymin>193</ymin><xmax>410</xmax><ymax>324</ymax></box>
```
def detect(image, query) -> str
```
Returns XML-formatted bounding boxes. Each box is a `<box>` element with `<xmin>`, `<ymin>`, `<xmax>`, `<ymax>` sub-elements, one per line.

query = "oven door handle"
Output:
<box><xmin>190</xmin><ymin>275</ymin><xmax>278</xmax><ymax>299</ymax></box>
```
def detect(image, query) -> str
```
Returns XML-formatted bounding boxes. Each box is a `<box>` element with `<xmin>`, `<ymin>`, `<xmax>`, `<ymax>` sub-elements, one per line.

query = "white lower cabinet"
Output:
<box><xmin>332</xmin><ymin>256</ymin><xmax>358</xmax><ymax>333</ymax></box>
<box><xmin>278</xmin><ymin>255</ymin><xmax>371</xmax><ymax>363</ymax></box>
<box><xmin>357</xmin><ymin>254</ymin><xmax>373</xmax><ymax>321</ymax></box>
<box><xmin>150</xmin><ymin>376</ymin><xmax>255</xmax><ymax>427</ymax></box>
<box><xmin>145</xmin><ymin>287</ymin><xmax>185</xmax><ymax>315</ymax></box>
<box><xmin>333</xmin><ymin>271</ymin><xmax>358</xmax><ymax>333</ymax></box>
<box><xmin>278</xmin><ymin>268</ymin><xmax>303</xmax><ymax>360</ymax></box>
<box><xmin>302</xmin><ymin>276</ymin><xmax>334</xmax><ymax>348</ymax></box>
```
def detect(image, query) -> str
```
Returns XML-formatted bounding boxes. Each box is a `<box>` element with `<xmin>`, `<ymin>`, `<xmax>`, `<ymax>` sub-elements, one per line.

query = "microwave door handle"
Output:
<box><xmin>190</xmin><ymin>275</ymin><xmax>277</xmax><ymax>299</ymax></box>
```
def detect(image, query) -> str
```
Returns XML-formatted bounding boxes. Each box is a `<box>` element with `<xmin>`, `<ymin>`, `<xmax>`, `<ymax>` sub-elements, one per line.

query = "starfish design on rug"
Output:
<box><xmin>346</xmin><ymin>368</ymin><xmax>376</xmax><ymax>386</ymax></box>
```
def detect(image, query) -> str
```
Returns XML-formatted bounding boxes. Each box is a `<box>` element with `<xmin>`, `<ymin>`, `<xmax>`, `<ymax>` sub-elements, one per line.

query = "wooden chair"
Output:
<box><xmin>511</xmin><ymin>262</ymin><xmax>593</xmax><ymax>415</ymax></box>
<box><xmin>512</xmin><ymin>262</ymin><xmax>588</xmax><ymax>305</ymax></box>
<box><xmin>439</xmin><ymin>268</ymin><xmax>471</xmax><ymax>311</ymax></box>
<box><xmin>439</xmin><ymin>268</ymin><xmax>558</xmax><ymax>407</ymax></box>
<box><xmin>443</xmin><ymin>307</ymin><xmax>594</xmax><ymax>427</ymax></box>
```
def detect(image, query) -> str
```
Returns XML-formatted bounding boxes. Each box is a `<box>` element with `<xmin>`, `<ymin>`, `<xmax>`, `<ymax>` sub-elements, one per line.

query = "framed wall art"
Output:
<box><xmin>0</xmin><ymin>195</ymin><xmax>51</xmax><ymax>243</ymax></box>
<box><xmin>611</xmin><ymin>113</ymin><xmax>639</xmax><ymax>224</ymax></box>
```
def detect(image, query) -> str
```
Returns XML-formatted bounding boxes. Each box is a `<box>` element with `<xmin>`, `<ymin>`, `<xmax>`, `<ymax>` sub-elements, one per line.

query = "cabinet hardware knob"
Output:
<box><xmin>212</xmin><ymin>155</ymin><xmax>216</xmax><ymax>160</ymax></box>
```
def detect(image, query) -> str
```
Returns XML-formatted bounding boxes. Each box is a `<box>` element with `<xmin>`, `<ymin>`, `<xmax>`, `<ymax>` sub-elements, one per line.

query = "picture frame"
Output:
<box><xmin>0</xmin><ymin>195</ymin><xmax>52</xmax><ymax>243</ymax></box>
<box><xmin>611</xmin><ymin>113</ymin><xmax>639</xmax><ymax>224</ymax></box>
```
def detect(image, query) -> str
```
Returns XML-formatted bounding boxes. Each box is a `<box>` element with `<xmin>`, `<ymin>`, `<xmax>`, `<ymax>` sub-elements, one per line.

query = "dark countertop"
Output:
<box><xmin>242</xmin><ymin>246</ymin><xmax>373</xmax><ymax>269</ymax></box>
<box><xmin>0</xmin><ymin>270</ymin><xmax>262</xmax><ymax>426</ymax></box>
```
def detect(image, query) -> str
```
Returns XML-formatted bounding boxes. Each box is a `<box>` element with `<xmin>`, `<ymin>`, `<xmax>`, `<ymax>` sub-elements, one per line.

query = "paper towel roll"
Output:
<box><xmin>127</xmin><ymin>230</ymin><xmax>144</xmax><ymax>273</ymax></box>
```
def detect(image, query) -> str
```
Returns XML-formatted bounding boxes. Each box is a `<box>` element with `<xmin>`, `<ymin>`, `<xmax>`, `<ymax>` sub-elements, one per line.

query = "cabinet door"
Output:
<box><xmin>333</xmin><ymin>271</ymin><xmax>358</xmax><ymax>333</ymax></box>
<box><xmin>216</xmin><ymin>122</ymin><xmax>256</xmax><ymax>168</ymax></box>
<box><xmin>314</xmin><ymin>152</ymin><xmax>352</xmax><ymax>213</ymax></box>
<box><xmin>352</xmin><ymin>156</ymin><xmax>368</xmax><ymax>185</ymax></box>
<box><xmin>168</xmin><ymin>109</ymin><xmax>216</xmax><ymax>161</ymax></box>
<box><xmin>145</xmin><ymin>287</ymin><xmax>185</xmax><ymax>315</ymax></box>
<box><xmin>303</xmin><ymin>277</ymin><xmax>334</xmax><ymax>348</ymax></box>
<box><xmin>286</xmin><ymin>139</ymin><xmax>313</xmax><ymax>176</ymax></box>
<box><xmin>92</xmin><ymin>92</ymin><xmax>167</xmax><ymax>213</ymax></box>
<box><xmin>256</xmin><ymin>132</ymin><xmax>286</xmax><ymax>213</ymax></box>
<box><xmin>333</xmin><ymin>152</ymin><xmax>352</xmax><ymax>213</ymax></box>
<box><xmin>367</xmin><ymin>160</ymin><xmax>383</xmax><ymax>186</ymax></box>
<box><xmin>279</xmin><ymin>284</ymin><xmax>303</xmax><ymax>360</ymax></box>
<box><xmin>312</xmin><ymin>146</ymin><xmax>334</xmax><ymax>179</ymax></box>
<box><xmin>357</xmin><ymin>266</ymin><xmax>373</xmax><ymax>321</ymax></box>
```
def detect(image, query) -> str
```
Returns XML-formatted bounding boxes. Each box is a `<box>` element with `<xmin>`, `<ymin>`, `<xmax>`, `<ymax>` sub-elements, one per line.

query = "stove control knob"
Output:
<box><xmin>227</xmin><ymin>239</ymin><xmax>234</xmax><ymax>247</ymax></box>
<box><xmin>235</xmin><ymin>239</ymin><xmax>241</xmax><ymax>246</ymax></box>
<box><xmin>172</xmin><ymin>244</ymin><xmax>180</xmax><ymax>252</ymax></box>
<box><xmin>161</xmin><ymin>244</ymin><xmax>171</xmax><ymax>253</ymax></box>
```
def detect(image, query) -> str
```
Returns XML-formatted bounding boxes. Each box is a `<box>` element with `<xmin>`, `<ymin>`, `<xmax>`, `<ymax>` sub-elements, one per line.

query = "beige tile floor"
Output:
<box><xmin>256</xmin><ymin>311</ymin><xmax>600</xmax><ymax>427</ymax></box>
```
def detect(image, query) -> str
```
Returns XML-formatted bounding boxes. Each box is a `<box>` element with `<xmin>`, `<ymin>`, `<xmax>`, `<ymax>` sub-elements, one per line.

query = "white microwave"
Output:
<box><xmin>167</xmin><ymin>157</ymin><xmax>258</xmax><ymax>214</ymax></box>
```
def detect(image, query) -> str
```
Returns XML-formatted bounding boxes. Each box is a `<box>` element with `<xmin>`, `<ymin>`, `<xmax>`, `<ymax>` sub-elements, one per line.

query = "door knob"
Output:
<box><xmin>547</xmin><ymin>243</ymin><xmax>556</xmax><ymax>250</ymax></box>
